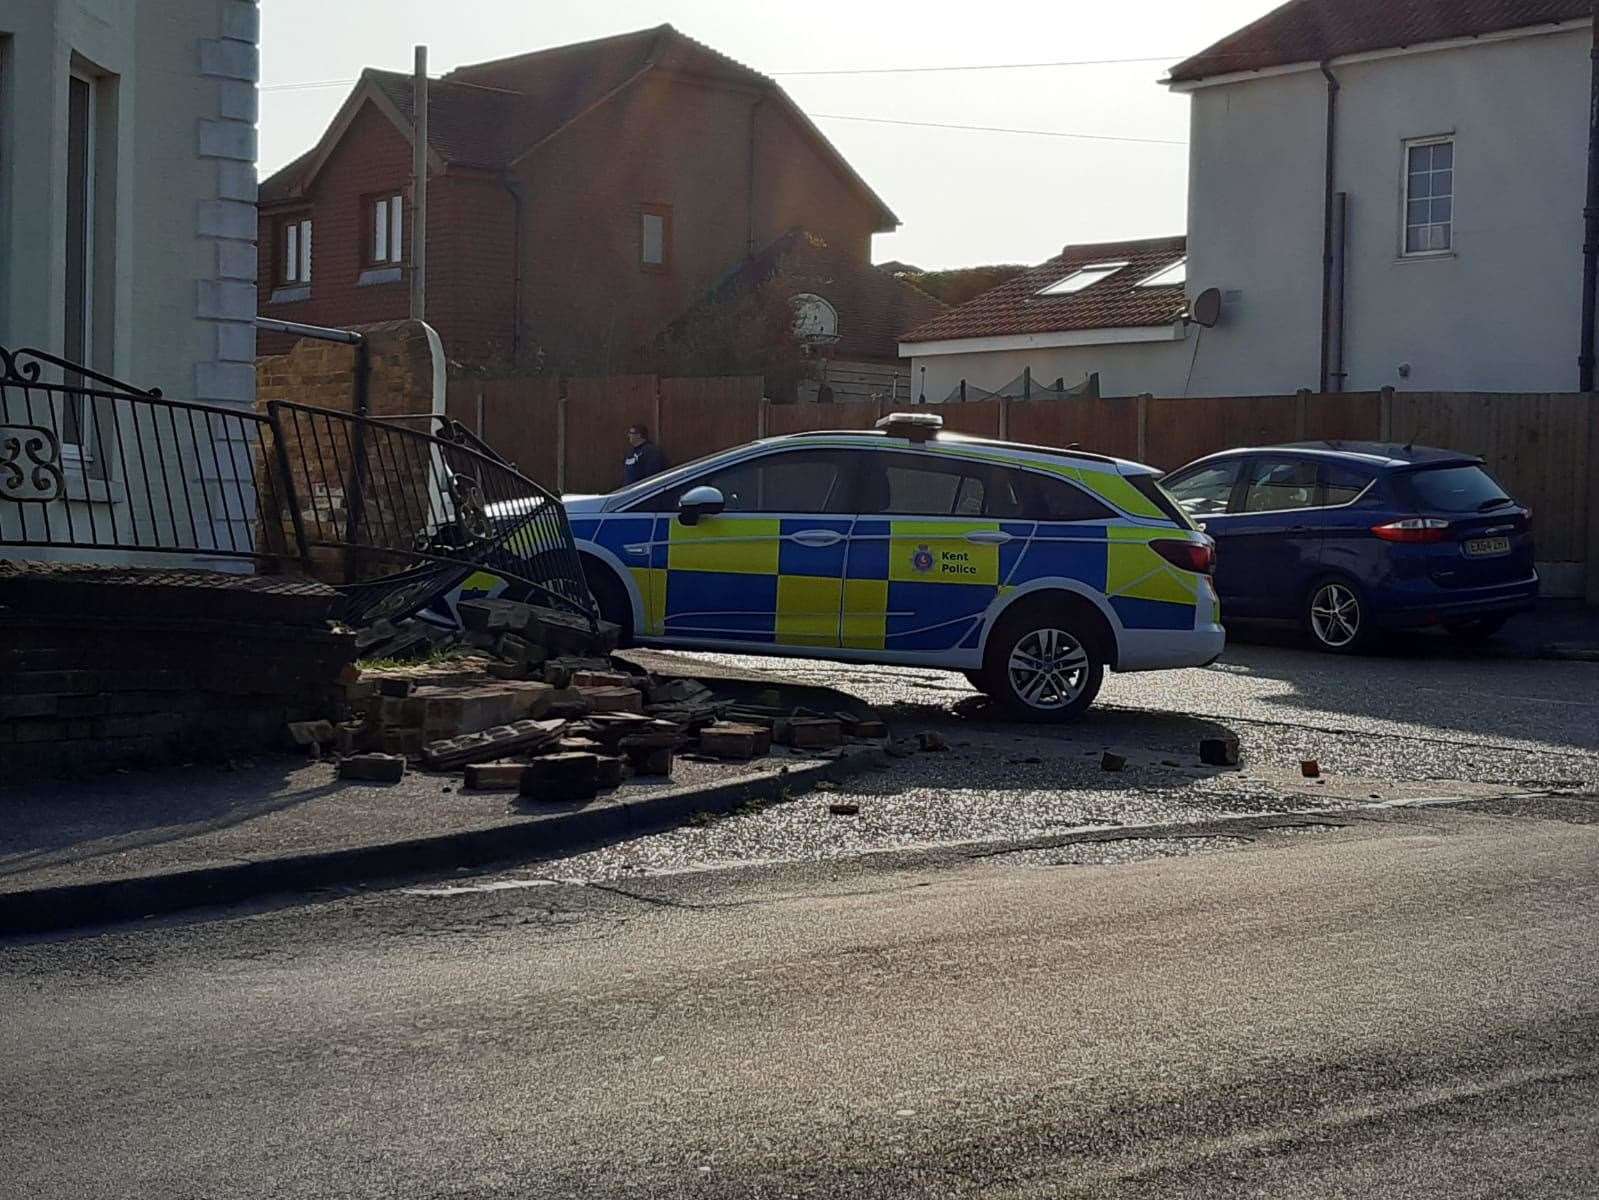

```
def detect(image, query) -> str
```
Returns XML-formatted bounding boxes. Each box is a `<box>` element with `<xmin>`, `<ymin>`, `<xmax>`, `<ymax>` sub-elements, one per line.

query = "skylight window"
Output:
<box><xmin>1036</xmin><ymin>261</ymin><xmax>1129</xmax><ymax>296</ymax></box>
<box><xmin>1136</xmin><ymin>258</ymin><xmax>1188</xmax><ymax>288</ymax></box>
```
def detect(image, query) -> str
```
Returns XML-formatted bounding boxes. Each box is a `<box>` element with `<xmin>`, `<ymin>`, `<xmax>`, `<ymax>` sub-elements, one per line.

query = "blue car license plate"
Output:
<box><xmin>1464</xmin><ymin>536</ymin><xmax>1511</xmax><ymax>557</ymax></box>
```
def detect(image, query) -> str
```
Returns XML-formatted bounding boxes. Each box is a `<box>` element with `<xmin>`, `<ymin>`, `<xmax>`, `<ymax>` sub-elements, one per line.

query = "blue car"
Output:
<box><xmin>1161</xmin><ymin>442</ymin><xmax>1537</xmax><ymax>652</ymax></box>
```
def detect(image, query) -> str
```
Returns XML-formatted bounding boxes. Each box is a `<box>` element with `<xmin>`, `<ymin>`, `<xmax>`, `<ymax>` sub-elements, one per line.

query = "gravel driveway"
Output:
<box><xmin>482</xmin><ymin>637</ymin><xmax>1599</xmax><ymax>884</ymax></box>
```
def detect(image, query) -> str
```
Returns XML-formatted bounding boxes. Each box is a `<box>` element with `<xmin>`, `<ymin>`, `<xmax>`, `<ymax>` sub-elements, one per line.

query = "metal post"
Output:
<box><xmin>411</xmin><ymin>45</ymin><xmax>429</xmax><ymax>322</ymax></box>
<box><xmin>1580</xmin><ymin>6</ymin><xmax>1599</xmax><ymax>391</ymax></box>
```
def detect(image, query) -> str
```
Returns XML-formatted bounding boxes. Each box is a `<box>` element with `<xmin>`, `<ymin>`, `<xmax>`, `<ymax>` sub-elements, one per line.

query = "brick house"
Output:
<box><xmin>694</xmin><ymin>229</ymin><xmax>947</xmax><ymax>401</ymax></box>
<box><xmin>256</xmin><ymin>25</ymin><xmax>899</xmax><ymax>369</ymax></box>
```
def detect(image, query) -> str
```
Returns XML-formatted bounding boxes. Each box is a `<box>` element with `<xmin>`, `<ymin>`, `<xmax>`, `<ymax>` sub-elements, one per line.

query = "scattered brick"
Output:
<box><xmin>581</xmin><ymin>686</ymin><xmax>644</xmax><ymax>714</ymax></box>
<box><xmin>594</xmin><ymin>755</ymin><xmax>626</xmax><ymax>789</ymax></box>
<box><xmin>790</xmin><ymin>719</ymin><xmax>844</xmax><ymax>750</ymax></box>
<box><xmin>699</xmin><ymin>722</ymin><xmax>768</xmax><ymax>760</ymax></box>
<box><xmin>338</xmin><ymin>753</ymin><xmax>405</xmax><ymax>783</ymax></box>
<box><xmin>519</xmin><ymin>751</ymin><xmax>599</xmax><ymax>802</ymax></box>
<box><xmin>1301</xmin><ymin>759</ymin><xmax>1321</xmax><ymax>778</ymax></box>
<box><xmin>463</xmin><ymin>761</ymin><xmax>528</xmax><ymax>791</ymax></box>
<box><xmin>1200</xmin><ymin>736</ymin><xmax>1241</xmax><ymax>767</ymax></box>
<box><xmin>1101</xmin><ymin>751</ymin><xmax>1128</xmax><ymax>772</ymax></box>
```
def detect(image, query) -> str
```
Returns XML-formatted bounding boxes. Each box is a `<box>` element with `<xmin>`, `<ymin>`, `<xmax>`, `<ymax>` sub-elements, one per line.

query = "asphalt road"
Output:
<box><xmin>3</xmin><ymin>800</ymin><xmax>1597</xmax><ymax>1198</ymax></box>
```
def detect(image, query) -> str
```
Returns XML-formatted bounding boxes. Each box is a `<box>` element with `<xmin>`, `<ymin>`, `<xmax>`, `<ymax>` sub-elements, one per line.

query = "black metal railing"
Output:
<box><xmin>265</xmin><ymin>402</ymin><xmax>594</xmax><ymax>626</ymax></box>
<box><xmin>0</xmin><ymin>344</ymin><xmax>595</xmax><ymax>630</ymax></box>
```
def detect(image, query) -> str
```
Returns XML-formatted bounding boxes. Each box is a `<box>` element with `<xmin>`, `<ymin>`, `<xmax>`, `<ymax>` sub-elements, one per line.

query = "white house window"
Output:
<box><xmin>640</xmin><ymin>203</ymin><xmax>671</xmax><ymax>271</ymax></box>
<box><xmin>1036</xmin><ymin>261</ymin><xmax>1128</xmax><ymax>296</ymax></box>
<box><xmin>1136</xmin><ymin>258</ymin><xmax>1187</xmax><ymax>288</ymax></box>
<box><xmin>281</xmin><ymin>216</ymin><xmax>312</xmax><ymax>284</ymax></box>
<box><xmin>370</xmin><ymin>193</ymin><xmax>403</xmax><ymax>264</ymax></box>
<box><xmin>1404</xmin><ymin>138</ymin><xmax>1454</xmax><ymax>256</ymax></box>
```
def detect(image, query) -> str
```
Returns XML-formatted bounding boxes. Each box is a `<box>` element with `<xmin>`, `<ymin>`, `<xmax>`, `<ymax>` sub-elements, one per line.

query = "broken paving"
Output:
<box><xmin>299</xmin><ymin>598</ymin><xmax>892</xmax><ymax>803</ymax></box>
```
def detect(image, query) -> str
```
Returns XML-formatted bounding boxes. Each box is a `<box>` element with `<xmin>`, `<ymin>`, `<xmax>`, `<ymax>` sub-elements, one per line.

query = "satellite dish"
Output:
<box><xmin>1190</xmin><ymin>287</ymin><xmax>1223</xmax><ymax>328</ymax></box>
<box><xmin>790</xmin><ymin>293</ymin><xmax>840</xmax><ymax>348</ymax></box>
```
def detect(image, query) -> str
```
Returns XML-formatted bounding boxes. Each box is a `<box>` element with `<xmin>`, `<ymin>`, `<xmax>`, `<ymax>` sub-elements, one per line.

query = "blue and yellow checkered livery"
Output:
<box><xmin>503</xmin><ymin>427</ymin><xmax>1221</xmax><ymax>676</ymax></box>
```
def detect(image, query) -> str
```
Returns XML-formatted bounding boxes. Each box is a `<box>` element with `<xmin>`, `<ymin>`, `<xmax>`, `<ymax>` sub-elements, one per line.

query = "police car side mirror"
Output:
<box><xmin>677</xmin><ymin>485</ymin><xmax>725</xmax><ymax>526</ymax></box>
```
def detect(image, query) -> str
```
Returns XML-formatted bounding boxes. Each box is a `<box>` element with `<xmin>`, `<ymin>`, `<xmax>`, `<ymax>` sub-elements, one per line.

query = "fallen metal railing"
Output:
<box><xmin>0</xmin><ymin>343</ymin><xmax>596</xmax><ymax>630</ymax></box>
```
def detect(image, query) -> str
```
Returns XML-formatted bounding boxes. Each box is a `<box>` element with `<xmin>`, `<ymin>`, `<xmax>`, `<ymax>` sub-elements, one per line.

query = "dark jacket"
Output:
<box><xmin>623</xmin><ymin>440</ymin><xmax>668</xmax><ymax>485</ymax></box>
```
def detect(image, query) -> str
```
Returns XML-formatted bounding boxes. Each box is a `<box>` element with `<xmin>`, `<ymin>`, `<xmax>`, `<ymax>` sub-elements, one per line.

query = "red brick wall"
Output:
<box><xmin>427</xmin><ymin>171</ymin><xmax>517</xmax><ymax>364</ymax></box>
<box><xmin>751</xmin><ymin>101</ymin><xmax>879</xmax><ymax>263</ymax></box>
<box><xmin>258</xmin><ymin>103</ymin><xmax>413</xmax><ymax>354</ymax></box>
<box><xmin>258</xmin><ymin>79</ymin><xmax>886</xmax><ymax>371</ymax></box>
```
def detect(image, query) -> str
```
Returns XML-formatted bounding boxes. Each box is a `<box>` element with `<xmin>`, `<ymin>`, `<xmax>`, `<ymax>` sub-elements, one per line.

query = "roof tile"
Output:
<box><xmin>899</xmin><ymin>236</ymin><xmax>1187</xmax><ymax>344</ymax></box>
<box><xmin>1170</xmin><ymin>0</ymin><xmax>1589</xmax><ymax>82</ymax></box>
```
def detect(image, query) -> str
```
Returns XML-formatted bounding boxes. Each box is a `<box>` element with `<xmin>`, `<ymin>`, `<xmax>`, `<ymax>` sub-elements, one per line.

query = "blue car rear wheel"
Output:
<box><xmin>1306</xmin><ymin>578</ymin><xmax>1374</xmax><ymax>654</ymax></box>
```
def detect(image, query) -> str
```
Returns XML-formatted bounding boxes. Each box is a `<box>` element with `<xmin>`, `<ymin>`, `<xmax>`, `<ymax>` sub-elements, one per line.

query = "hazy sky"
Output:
<box><xmin>259</xmin><ymin>0</ymin><xmax>1282</xmax><ymax>270</ymax></box>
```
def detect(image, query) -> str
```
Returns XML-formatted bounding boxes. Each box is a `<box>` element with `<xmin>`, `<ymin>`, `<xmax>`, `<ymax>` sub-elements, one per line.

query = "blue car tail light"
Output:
<box><xmin>1371</xmin><ymin>518</ymin><xmax>1451</xmax><ymax>544</ymax></box>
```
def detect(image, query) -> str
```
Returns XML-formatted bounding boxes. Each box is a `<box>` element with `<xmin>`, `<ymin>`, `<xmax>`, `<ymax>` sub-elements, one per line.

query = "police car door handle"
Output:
<box><xmin>623</xmin><ymin>544</ymin><xmax>650</xmax><ymax>558</ymax></box>
<box><xmin>964</xmin><ymin>531</ymin><xmax>1013</xmax><ymax>545</ymax></box>
<box><xmin>790</xmin><ymin>529</ymin><xmax>845</xmax><ymax>548</ymax></box>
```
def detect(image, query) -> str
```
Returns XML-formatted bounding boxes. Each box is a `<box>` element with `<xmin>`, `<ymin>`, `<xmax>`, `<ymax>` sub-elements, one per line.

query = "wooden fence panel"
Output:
<box><xmin>765</xmin><ymin>400</ymin><xmax>884</xmax><ymax>435</ymax></box>
<box><xmin>1146</xmin><ymin>395</ymin><xmax>1301</xmax><ymax>470</ymax></box>
<box><xmin>445</xmin><ymin>376</ymin><xmax>561</xmax><ymax>489</ymax></box>
<box><xmin>1007</xmin><ymin>397</ymin><xmax>1139</xmax><ymax>460</ymax></box>
<box><xmin>1390</xmin><ymin>392</ymin><xmax>1592</xmax><ymax>563</ymax></box>
<box><xmin>565</xmin><ymin>375</ymin><xmax>657</xmax><ymax>495</ymax></box>
<box><xmin>935</xmin><ymin>399</ymin><xmax>1003</xmax><ymax>439</ymax></box>
<box><xmin>1304</xmin><ymin>391</ymin><xmax>1383</xmax><ymax>442</ymax></box>
<box><xmin>660</xmin><ymin>376</ymin><xmax>763</xmax><ymax>466</ymax></box>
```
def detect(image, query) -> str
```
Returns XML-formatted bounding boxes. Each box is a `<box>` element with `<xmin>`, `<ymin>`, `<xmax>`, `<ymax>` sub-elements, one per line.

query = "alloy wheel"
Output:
<box><xmin>1310</xmin><ymin>582</ymin><xmax>1361</xmax><ymax>649</ymax></box>
<box><xmin>1006</xmin><ymin>627</ymin><xmax>1090</xmax><ymax>711</ymax></box>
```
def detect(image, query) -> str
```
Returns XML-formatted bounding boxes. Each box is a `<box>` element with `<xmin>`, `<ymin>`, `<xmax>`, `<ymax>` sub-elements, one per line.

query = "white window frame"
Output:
<box><xmin>282</xmin><ymin>216</ymin><xmax>312</xmax><ymax>284</ymax></box>
<box><xmin>1401</xmin><ymin>135</ymin><xmax>1455</xmax><ymax>259</ymax></box>
<box><xmin>1036</xmin><ymin>261</ymin><xmax>1129</xmax><ymax>296</ymax></box>
<box><xmin>1135</xmin><ymin>258</ymin><xmax>1187</xmax><ymax>288</ymax></box>
<box><xmin>371</xmin><ymin>193</ymin><xmax>403</xmax><ymax>265</ymax></box>
<box><xmin>61</xmin><ymin>68</ymin><xmax>97</xmax><ymax>462</ymax></box>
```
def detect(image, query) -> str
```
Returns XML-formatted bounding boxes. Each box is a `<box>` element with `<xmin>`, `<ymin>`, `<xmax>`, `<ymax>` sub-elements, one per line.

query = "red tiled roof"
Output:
<box><xmin>898</xmin><ymin>236</ymin><xmax>1187</xmax><ymax>345</ymax></box>
<box><xmin>259</xmin><ymin>24</ymin><xmax>897</xmax><ymax>228</ymax></box>
<box><xmin>715</xmin><ymin>230</ymin><xmax>947</xmax><ymax>361</ymax></box>
<box><xmin>1169</xmin><ymin>0</ymin><xmax>1590</xmax><ymax>83</ymax></box>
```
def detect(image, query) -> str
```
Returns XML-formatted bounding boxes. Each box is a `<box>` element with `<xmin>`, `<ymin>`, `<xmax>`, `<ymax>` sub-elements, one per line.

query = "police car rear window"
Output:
<box><xmin>1016</xmin><ymin>472</ymin><xmax>1116</xmax><ymax>522</ymax></box>
<box><xmin>1129</xmin><ymin>475</ymin><xmax>1197</xmax><ymax>529</ymax></box>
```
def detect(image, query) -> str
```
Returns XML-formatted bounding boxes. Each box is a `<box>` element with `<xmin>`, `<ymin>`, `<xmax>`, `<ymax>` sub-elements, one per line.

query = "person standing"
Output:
<box><xmin>623</xmin><ymin>423</ymin><xmax>668</xmax><ymax>485</ymax></box>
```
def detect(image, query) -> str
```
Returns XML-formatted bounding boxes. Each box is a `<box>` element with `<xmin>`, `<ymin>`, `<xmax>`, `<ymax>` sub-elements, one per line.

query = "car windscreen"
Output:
<box><xmin>1401</xmin><ymin>465</ymin><xmax>1512</xmax><ymax>513</ymax></box>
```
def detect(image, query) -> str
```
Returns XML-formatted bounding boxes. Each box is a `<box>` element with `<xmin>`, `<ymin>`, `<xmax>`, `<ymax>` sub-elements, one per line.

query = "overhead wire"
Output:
<box><xmin>258</xmin><ymin>56</ymin><xmax>1191</xmax><ymax>145</ymax></box>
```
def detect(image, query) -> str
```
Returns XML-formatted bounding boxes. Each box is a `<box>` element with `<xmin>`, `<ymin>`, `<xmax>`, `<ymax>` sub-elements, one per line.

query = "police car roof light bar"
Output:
<box><xmin>875</xmin><ymin>412</ymin><xmax>944</xmax><ymax>443</ymax></box>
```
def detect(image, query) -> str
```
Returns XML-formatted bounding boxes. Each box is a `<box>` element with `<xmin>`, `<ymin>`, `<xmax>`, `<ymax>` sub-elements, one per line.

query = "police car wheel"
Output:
<box><xmin>983</xmin><ymin>609</ymin><xmax>1104</xmax><ymax>721</ymax></box>
<box><xmin>582</xmin><ymin>560</ymin><xmax>634</xmax><ymax>647</ymax></box>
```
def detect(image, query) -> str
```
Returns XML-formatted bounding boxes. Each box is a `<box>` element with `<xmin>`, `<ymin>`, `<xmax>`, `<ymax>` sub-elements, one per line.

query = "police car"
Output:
<box><xmin>560</xmin><ymin>413</ymin><xmax>1222</xmax><ymax>721</ymax></box>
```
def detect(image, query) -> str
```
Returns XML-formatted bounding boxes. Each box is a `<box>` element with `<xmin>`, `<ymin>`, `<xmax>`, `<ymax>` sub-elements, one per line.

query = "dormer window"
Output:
<box><xmin>1036</xmin><ymin>261</ymin><xmax>1128</xmax><ymax>296</ymax></box>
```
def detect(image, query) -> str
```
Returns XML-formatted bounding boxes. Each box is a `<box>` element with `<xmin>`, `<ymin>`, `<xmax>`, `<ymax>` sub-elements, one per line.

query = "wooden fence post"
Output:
<box><xmin>556</xmin><ymin>391</ymin><xmax>568</xmax><ymax>494</ymax></box>
<box><xmin>1295</xmin><ymin>388</ymin><xmax>1310</xmax><ymax>440</ymax></box>
<box><xmin>999</xmin><ymin>396</ymin><xmax>1010</xmax><ymax>441</ymax></box>
<box><xmin>1379</xmin><ymin>386</ymin><xmax>1395</xmax><ymax>441</ymax></box>
<box><xmin>757</xmin><ymin>397</ymin><xmax>769</xmax><ymax>440</ymax></box>
<box><xmin>1136</xmin><ymin>393</ymin><xmax>1151</xmax><ymax>462</ymax></box>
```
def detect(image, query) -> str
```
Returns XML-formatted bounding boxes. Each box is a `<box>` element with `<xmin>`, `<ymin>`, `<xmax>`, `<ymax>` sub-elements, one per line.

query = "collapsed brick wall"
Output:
<box><xmin>254</xmin><ymin>320</ymin><xmax>439</xmax><ymax>584</ymax></box>
<box><xmin>0</xmin><ymin>614</ymin><xmax>356</xmax><ymax>780</ymax></box>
